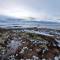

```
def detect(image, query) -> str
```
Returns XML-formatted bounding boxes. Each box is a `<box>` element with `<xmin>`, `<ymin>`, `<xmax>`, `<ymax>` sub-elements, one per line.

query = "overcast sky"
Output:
<box><xmin>0</xmin><ymin>0</ymin><xmax>60</xmax><ymax>21</ymax></box>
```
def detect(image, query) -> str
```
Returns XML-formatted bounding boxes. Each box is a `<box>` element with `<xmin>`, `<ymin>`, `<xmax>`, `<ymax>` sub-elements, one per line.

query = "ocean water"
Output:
<box><xmin>0</xmin><ymin>16</ymin><xmax>60</xmax><ymax>29</ymax></box>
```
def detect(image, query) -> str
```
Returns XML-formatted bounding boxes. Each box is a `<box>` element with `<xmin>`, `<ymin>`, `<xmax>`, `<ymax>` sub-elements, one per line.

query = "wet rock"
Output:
<box><xmin>0</xmin><ymin>29</ymin><xmax>60</xmax><ymax>60</ymax></box>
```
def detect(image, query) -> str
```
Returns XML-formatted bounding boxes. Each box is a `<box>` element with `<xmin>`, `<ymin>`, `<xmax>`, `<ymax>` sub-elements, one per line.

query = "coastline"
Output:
<box><xmin>0</xmin><ymin>26</ymin><xmax>60</xmax><ymax>60</ymax></box>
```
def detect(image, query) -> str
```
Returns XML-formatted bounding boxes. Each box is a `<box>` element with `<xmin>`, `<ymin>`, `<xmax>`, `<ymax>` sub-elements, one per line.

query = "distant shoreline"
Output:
<box><xmin>0</xmin><ymin>26</ymin><xmax>60</xmax><ymax>32</ymax></box>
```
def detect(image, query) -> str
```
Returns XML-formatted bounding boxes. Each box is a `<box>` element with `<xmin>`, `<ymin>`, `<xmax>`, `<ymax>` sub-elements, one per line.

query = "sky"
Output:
<box><xmin>0</xmin><ymin>0</ymin><xmax>60</xmax><ymax>21</ymax></box>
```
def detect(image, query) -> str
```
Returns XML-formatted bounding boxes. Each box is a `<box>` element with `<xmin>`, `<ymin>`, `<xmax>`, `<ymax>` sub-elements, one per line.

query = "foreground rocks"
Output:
<box><xmin>0</xmin><ymin>29</ymin><xmax>60</xmax><ymax>60</ymax></box>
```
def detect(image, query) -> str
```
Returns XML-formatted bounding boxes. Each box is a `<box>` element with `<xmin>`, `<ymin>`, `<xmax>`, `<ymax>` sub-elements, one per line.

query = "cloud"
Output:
<box><xmin>0</xmin><ymin>0</ymin><xmax>60</xmax><ymax>22</ymax></box>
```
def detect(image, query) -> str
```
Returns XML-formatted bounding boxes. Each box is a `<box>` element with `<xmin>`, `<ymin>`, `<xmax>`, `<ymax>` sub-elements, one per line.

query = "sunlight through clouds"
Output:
<box><xmin>0</xmin><ymin>0</ymin><xmax>60</xmax><ymax>22</ymax></box>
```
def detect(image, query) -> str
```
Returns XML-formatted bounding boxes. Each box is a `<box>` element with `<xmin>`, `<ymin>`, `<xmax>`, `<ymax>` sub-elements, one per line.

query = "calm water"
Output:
<box><xmin>0</xmin><ymin>18</ymin><xmax>60</xmax><ymax>29</ymax></box>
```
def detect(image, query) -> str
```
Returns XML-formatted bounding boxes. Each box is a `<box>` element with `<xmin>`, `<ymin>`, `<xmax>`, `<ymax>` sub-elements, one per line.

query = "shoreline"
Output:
<box><xmin>0</xmin><ymin>26</ymin><xmax>60</xmax><ymax>60</ymax></box>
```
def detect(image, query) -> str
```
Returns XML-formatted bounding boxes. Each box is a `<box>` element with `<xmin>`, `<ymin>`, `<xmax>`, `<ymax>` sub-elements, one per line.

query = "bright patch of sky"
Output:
<box><xmin>0</xmin><ymin>0</ymin><xmax>60</xmax><ymax>22</ymax></box>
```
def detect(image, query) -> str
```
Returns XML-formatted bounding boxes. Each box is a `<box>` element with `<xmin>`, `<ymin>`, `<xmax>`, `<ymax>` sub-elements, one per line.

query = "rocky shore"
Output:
<box><xmin>0</xmin><ymin>28</ymin><xmax>60</xmax><ymax>60</ymax></box>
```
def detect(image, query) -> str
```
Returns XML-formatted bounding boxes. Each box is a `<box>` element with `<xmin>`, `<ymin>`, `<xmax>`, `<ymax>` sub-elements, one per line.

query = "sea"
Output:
<box><xmin>0</xmin><ymin>16</ymin><xmax>60</xmax><ymax>29</ymax></box>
